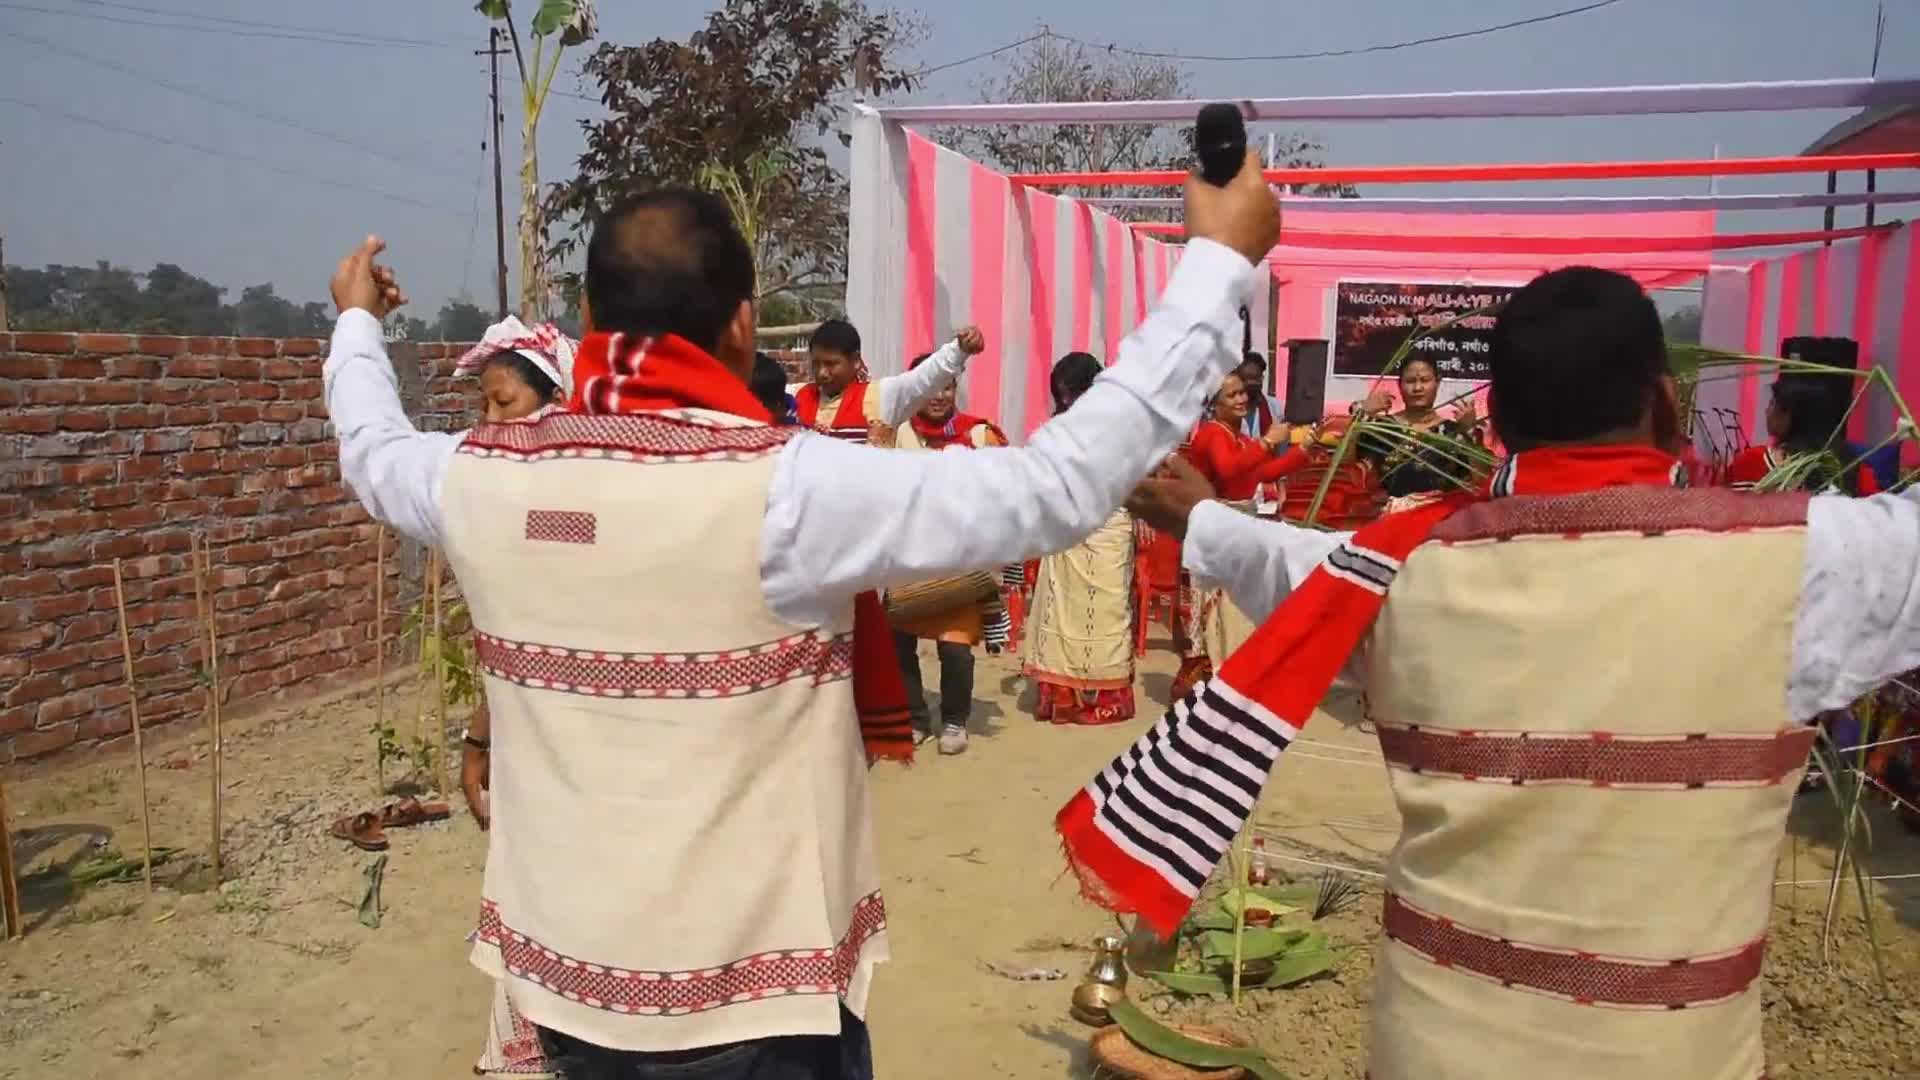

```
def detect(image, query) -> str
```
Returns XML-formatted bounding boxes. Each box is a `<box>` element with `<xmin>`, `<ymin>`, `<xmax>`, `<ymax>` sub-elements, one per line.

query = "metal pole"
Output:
<box><xmin>1824</xmin><ymin>170</ymin><xmax>1838</xmax><ymax>245</ymax></box>
<box><xmin>480</xmin><ymin>28</ymin><xmax>511</xmax><ymax>319</ymax></box>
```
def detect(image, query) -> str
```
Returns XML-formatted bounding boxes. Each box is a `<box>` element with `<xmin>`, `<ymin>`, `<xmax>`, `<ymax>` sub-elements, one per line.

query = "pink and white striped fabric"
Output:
<box><xmin>849</xmin><ymin>115</ymin><xmax>1216</xmax><ymax>439</ymax></box>
<box><xmin>1696</xmin><ymin>222</ymin><xmax>1920</xmax><ymax>465</ymax></box>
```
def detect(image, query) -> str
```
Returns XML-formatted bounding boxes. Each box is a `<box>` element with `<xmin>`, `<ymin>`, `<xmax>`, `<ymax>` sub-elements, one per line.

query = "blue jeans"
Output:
<box><xmin>537</xmin><ymin>1008</ymin><xmax>873</xmax><ymax>1080</ymax></box>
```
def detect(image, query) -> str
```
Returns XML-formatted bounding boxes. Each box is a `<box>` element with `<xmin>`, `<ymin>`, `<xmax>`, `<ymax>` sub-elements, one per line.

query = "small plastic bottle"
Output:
<box><xmin>1248</xmin><ymin>837</ymin><xmax>1272</xmax><ymax>887</ymax></box>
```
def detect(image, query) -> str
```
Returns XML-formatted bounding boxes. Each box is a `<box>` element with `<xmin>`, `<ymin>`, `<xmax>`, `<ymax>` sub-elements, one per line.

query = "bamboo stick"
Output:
<box><xmin>0</xmin><ymin>771</ymin><xmax>22</xmax><ymax>940</ymax></box>
<box><xmin>373</xmin><ymin>528</ymin><xmax>386</xmax><ymax>794</ymax></box>
<box><xmin>192</xmin><ymin>536</ymin><xmax>223</xmax><ymax>880</ymax></box>
<box><xmin>109</xmin><ymin>559</ymin><xmax>154</xmax><ymax>893</ymax></box>
<box><xmin>432</xmin><ymin>551</ymin><xmax>450</xmax><ymax>800</ymax></box>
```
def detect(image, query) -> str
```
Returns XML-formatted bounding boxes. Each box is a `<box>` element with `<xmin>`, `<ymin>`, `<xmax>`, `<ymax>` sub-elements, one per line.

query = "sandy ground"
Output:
<box><xmin>2</xmin><ymin>647</ymin><xmax>1918</xmax><ymax>1079</ymax></box>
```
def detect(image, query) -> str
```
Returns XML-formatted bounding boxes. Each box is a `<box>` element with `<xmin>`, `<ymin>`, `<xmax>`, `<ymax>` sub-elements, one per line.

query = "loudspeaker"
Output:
<box><xmin>1282</xmin><ymin>339</ymin><xmax>1329</xmax><ymax>424</ymax></box>
<box><xmin>1780</xmin><ymin>335</ymin><xmax>1858</xmax><ymax>370</ymax></box>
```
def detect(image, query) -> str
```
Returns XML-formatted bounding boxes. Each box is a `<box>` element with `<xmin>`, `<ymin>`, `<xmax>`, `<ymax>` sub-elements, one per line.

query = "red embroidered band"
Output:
<box><xmin>1383</xmin><ymin>892</ymin><xmax>1765</xmax><ymax>1009</ymax></box>
<box><xmin>477</xmin><ymin>892</ymin><xmax>886</xmax><ymax>1016</ymax></box>
<box><xmin>474</xmin><ymin>631</ymin><xmax>852</xmax><ymax>699</ymax></box>
<box><xmin>1376</xmin><ymin>724</ymin><xmax>1816</xmax><ymax>789</ymax></box>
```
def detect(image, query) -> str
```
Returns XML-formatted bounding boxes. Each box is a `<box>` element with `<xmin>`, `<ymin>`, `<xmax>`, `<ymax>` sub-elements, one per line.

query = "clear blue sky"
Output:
<box><xmin>0</xmin><ymin>0</ymin><xmax>1911</xmax><ymax>315</ymax></box>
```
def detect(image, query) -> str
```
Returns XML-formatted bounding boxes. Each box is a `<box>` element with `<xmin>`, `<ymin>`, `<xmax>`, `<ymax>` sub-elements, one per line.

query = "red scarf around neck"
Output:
<box><xmin>1058</xmin><ymin>444</ymin><xmax>1685</xmax><ymax>933</ymax></box>
<box><xmin>908</xmin><ymin>410</ymin><xmax>1004</xmax><ymax>450</ymax></box>
<box><xmin>794</xmin><ymin>380</ymin><xmax>872</xmax><ymax>435</ymax></box>
<box><xmin>571</xmin><ymin>331</ymin><xmax>914</xmax><ymax>764</ymax></box>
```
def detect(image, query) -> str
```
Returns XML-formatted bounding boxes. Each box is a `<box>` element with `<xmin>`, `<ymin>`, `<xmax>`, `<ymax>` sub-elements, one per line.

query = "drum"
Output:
<box><xmin>884</xmin><ymin>571</ymin><xmax>999</xmax><ymax>625</ymax></box>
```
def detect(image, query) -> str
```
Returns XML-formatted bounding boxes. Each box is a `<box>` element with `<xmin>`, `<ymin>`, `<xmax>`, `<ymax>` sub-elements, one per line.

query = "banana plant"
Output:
<box><xmin>475</xmin><ymin>0</ymin><xmax>598</xmax><ymax>319</ymax></box>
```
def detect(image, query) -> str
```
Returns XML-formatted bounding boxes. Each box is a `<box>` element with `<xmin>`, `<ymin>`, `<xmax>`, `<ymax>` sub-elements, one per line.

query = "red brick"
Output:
<box><xmin>165</xmin><ymin>355</ymin><xmax>223</xmax><ymax>378</ymax></box>
<box><xmin>215</xmin><ymin>403</ymin><xmax>262</xmax><ymax>424</ymax></box>
<box><xmin>24</xmin><ymin>382</ymin><xmax>81</xmax><ymax>405</ymax></box>
<box><xmin>232</xmin><ymin>339</ymin><xmax>277</xmax><ymax>359</ymax></box>
<box><xmin>54</xmin><ymin>409</ymin><xmax>110</xmax><ymax>433</ymax></box>
<box><xmin>224</xmin><ymin>542</ymin><xmax>273</xmax><ymax>564</ymax></box>
<box><xmin>237</xmin><ymin>382</ymin><xmax>281</xmax><ymax>402</ymax></box>
<box><xmin>0</xmin><ymin>413</ymin><xmax>58</xmax><ymax>435</ymax></box>
<box><xmin>166</xmin><ymin>405</ymin><xmax>215</xmax><ymax>426</ymax></box>
<box><xmin>176</xmin><ymin>452</ymin><xmax>220</xmax><ymax>475</ymax></box>
<box><xmin>12</xmin><ymin>333</ymin><xmax>74</xmax><ymax>355</ymax></box>
<box><xmin>189</xmin><ymin>428</ymin><xmax>229</xmax><ymax>450</ymax></box>
<box><xmin>89</xmin><ymin>534</ymin><xmax>144</xmax><ymax>560</ymax></box>
<box><xmin>281</xmin><ymin>378</ymin><xmax>322</xmax><ymax>400</ymax></box>
<box><xmin>29</xmin><ymin>592</ymin><xmax>92</xmax><ymax>620</ymax></box>
<box><xmin>30</xmin><ymin>644</ymin><xmax>90</xmax><ymax>673</ymax></box>
<box><xmin>261</xmin><ymin>358</ymin><xmax>306</xmax><ymax>379</ymax></box>
<box><xmin>0</xmin><ymin>707</ymin><xmax>32</xmax><ymax>736</ymax></box>
<box><xmin>185</xmin><ymin>337</ymin><xmax>227</xmax><ymax>354</ymax></box>
<box><xmin>54</xmin><ymin>357</ymin><xmax>108</xmax><ymax>379</ymax></box>
<box><xmin>28</xmin><ymin>540</ymin><xmax>91</xmax><ymax>568</ymax></box>
<box><xmin>15</xmin><ymin>721</ymin><xmax>79</xmax><ymax>758</ymax></box>
<box><xmin>5</xmin><ymin>673</ymin><xmax>67</xmax><ymax>708</ymax></box>
<box><xmin>76</xmin><ymin>712</ymin><xmax>132</xmax><ymax>742</ymax></box>
<box><xmin>1</xmin><ymin>571</ymin><xmax>61</xmax><ymax>599</ymax></box>
<box><xmin>74</xmin><ymin>332</ymin><xmax>133</xmax><ymax>354</ymax></box>
<box><xmin>90</xmin><ymin>485</ymin><xmax>138</xmax><ymax>508</ymax></box>
<box><xmin>0</xmin><ymin>356</ymin><xmax>52</xmax><ymax>380</ymax></box>
<box><xmin>279</xmin><ymin>338</ymin><xmax>324</xmax><ymax>357</ymax></box>
<box><xmin>0</xmin><ymin>383</ymin><xmax>17</xmax><ymax>407</ymax></box>
<box><xmin>107</xmin><ymin>356</ymin><xmax>163</xmax><ymax>379</ymax></box>
<box><xmin>203</xmin><ymin>383</ymin><xmax>239</xmax><ymax>403</ymax></box>
<box><xmin>81</xmin><ymin>381</ymin><xmax>142</xmax><ymax>405</ymax></box>
<box><xmin>58</xmin><ymin>613</ymin><xmax>118</xmax><ymax>644</ymax></box>
<box><xmin>58</xmin><ymin>565</ymin><xmax>114</xmax><ymax>590</ymax></box>
<box><xmin>110</xmin><ymin>406</ymin><xmax>167</xmax><ymax>429</ymax></box>
<box><xmin>135</xmin><ymin>336</ymin><xmax>190</xmax><ymax>356</ymax></box>
<box><xmin>117</xmin><ymin>457</ymin><xmax>168</xmax><ymax>481</ymax></box>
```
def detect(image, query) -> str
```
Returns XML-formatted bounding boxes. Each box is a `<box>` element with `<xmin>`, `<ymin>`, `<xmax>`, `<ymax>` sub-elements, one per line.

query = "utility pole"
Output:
<box><xmin>477</xmin><ymin>28</ymin><xmax>511</xmax><ymax>319</ymax></box>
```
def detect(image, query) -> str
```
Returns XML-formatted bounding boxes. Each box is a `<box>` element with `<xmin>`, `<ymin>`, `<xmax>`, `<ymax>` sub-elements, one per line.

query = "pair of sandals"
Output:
<box><xmin>330</xmin><ymin>797</ymin><xmax>452</xmax><ymax>852</ymax></box>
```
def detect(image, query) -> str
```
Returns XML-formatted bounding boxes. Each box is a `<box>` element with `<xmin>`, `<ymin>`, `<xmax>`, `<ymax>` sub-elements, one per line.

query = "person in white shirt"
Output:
<box><xmin>1091</xmin><ymin>265</ymin><xmax>1920</xmax><ymax>1080</ymax></box>
<box><xmin>323</xmin><ymin>157</ymin><xmax>1278</xmax><ymax>1077</ymax></box>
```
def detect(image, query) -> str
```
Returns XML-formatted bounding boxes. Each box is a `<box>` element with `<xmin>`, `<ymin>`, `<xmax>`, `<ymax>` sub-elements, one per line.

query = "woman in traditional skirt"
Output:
<box><xmin>452</xmin><ymin>318</ymin><xmax>576</xmax><ymax>1080</ymax></box>
<box><xmin>1169</xmin><ymin>371</ymin><xmax>1308</xmax><ymax>699</ymax></box>
<box><xmin>1022</xmin><ymin>353</ymin><xmax>1141</xmax><ymax>724</ymax></box>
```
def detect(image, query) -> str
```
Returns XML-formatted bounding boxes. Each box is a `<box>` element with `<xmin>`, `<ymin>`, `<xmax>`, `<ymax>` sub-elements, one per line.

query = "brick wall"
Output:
<box><xmin>0</xmin><ymin>331</ymin><xmax>477</xmax><ymax>768</ymax></box>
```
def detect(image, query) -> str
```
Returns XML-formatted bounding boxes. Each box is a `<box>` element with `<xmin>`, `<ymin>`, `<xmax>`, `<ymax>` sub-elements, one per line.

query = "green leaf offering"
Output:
<box><xmin>1197</xmin><ymin>926</ymin><xmax>1313</xmax><ymax>962</ymax></box>
<box><xmin>1108</xmin><ymin>999</ymin><xmax>1291</xmax><ymax>1080</ymax></box>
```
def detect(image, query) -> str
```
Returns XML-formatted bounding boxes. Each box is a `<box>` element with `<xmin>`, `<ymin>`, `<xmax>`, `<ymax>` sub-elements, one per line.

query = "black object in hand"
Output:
<box><xmin>1195</xmin><ymin>103</ymin><xmax>1247</xmax><ymax>187</ymax></box>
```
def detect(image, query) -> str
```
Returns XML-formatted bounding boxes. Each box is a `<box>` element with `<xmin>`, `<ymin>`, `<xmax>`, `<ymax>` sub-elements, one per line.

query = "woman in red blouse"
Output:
<box><xmin>1184</xmin><ymin>371</ymin><xmax>1308</xmax><ymax>502</ymax></box>
<box><xmin>1169</xmin><ymin>372</ymin><xmax>1309</xmax><ymax>700</ymax></box>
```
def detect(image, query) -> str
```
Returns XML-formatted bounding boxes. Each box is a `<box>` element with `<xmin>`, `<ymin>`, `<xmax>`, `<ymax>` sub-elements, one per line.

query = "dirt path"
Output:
<box><xmin>2</xmin><ymin>655</ymin><xmax>1917</xmax><ymax>1078</ymax></box>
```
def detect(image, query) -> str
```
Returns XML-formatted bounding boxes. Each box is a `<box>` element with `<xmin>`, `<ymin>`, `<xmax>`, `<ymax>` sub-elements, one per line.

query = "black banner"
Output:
<box><xmin>1331</xmin><ymin>281</ymin><xmax>1512</xmax><ymax>381</ymax></box>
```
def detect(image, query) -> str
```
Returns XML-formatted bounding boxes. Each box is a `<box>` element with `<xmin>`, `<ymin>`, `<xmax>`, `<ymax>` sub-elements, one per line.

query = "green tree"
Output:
<box><xmin>1663</xmin><ymin>305</ymin><xmax>1702</xmax><ymax>345</ymax></box>
<box><xmin>435</xmin><ymin>299</ymin><xmax>494</xmax><ymax>342</ymax></box>
<box><xmin>474</xmin><ymin>0</ymin><xmax>597</xmax><ymax>320</ymax></box>
<box><xmin>935</xmin><ymin>30</ymin><xmax>1352</xmax><ymax>211</ymax></box>
<box><xmin>141</xmin><ymin>263</ymin><xmax>231</xmax><ymax>334</ymax></box>
<box><xmin>545</xmin><ymin>0</ymin><xmax>918</xmax><ymax>306</ymax></box>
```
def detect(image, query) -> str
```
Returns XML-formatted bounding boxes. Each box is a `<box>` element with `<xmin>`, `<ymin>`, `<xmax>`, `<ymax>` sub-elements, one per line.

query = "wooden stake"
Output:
<box><xmin>110</xmin><ymin>559</ymin><xmax>154</xmax><ymax>893</ymax></box>
<box><xmin>0</xmin><ymin>772</ymin><xmax>23</xmax><ymax>940</ymax></box>
<box><xmin>373</xmin><ymin>528</ymin><xmax>386</xmax><ymax>795</ymax></box>
<box><xmin>192</xmin><ymin>535</ymin><xmax>222</xmax><ymax>881</ymax></box>
<box><xmin>432</xmin><ymin>550</ymin><xmax>450</xmax><ymax>800</ymax></box>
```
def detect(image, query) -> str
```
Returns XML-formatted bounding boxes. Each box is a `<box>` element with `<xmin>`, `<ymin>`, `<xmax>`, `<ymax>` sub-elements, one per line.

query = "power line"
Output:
<box><xmin>2</xmin><ymin>29</ymin><xmax>461</xmax><ymax>171</ymax></box>
<box><xmin>1047</xmin><ymin>0</ymin><xmax>1630</xmax><ymax>63</ymax></box>
<box><xmin>0</xmin><ymin>95</ymin><xmax>466</xmax><ymax>215</ymax></box>
<box><xmin>0</xmin><ymin>1</ymin><xmax>451</xmax><ymax>48</ymax></box>
<box><xmin>61</xmin><ymin>0</ymin><xmax>457</xmax><ymax>47</ymax></box>
<box><xmin>914</xmin><ymin>32</ymin><xmax>1050</xmax><ymax>78</ymax></box>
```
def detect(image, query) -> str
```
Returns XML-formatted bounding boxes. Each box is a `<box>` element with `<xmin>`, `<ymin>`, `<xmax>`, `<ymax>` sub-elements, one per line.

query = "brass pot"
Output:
<box><xmin>1070</xmin><ymin>935</ymin><xmax>1129</xmax><ymax>1026</ymax></box>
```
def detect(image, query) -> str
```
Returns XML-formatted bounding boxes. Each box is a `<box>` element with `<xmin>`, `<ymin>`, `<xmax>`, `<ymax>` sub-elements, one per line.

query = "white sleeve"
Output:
<box><xmin>1787</xmin><ymin>489</ymin><xmax>1920</xmax><ymax>718</ymax></box>
<box><xmin>872</xmin><ymin>340</ymin><xmax>966</xmax><ymax>429</ymax></box>
<box><xmin>1181</xmin><ymin>501</ymin><xmax>1349</xmax><ymax>622</ymax></box>
<box><xmin>761</xmin><ymin>238</ymin><xmax>1256</xmax><ymax>627</ymax></box>
<box><xmin>322</xmin><ymin>309</ymin><xmax>461</xmax><ymax>547</ymax></box>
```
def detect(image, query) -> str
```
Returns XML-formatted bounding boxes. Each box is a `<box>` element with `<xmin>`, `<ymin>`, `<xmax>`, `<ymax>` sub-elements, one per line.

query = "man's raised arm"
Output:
<box><xmin>321</xmin><ymin>237</ymin><xmax>460</xmax><ymax>548</ymax></box>
<box><xmin>761</xmin><ymin>157</ymin><xmax>1278</xmax><ymax>626</ymax></box>
<box><xmin>872</xmin><ymin>330</ymin><xmax>981</xmax><ymax>429</ymax></box>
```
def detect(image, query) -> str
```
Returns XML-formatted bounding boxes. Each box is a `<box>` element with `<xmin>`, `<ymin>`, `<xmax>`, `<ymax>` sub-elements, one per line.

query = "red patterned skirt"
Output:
<box><xmin>1033</xmin><ymin>681</ymin><xmax>1137</xmax><ymax>726</ymax></box>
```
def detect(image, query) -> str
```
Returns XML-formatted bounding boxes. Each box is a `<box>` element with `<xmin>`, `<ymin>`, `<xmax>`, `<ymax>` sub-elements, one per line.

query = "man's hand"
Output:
<box><xmin>1261</xmin><ymin>420</ymin><xmax>1292</xmax><ymax>451</ymax></box>
<box><xmin>954</xmin><ymin>326</ymin><xmax>987</xmax><ymax>356</ymax></box>
<box><xmin>868</xmin><ymin>421</ymin><xmax>898</xmax><ymax>448</ymax></box>
<box><xmin>1452</xmin><ymin>397</ymin><xmax>1480</xmax><ymax>429</ymax></box>
<box><xmin>330</xmin><ymin>235</ymin><xmax>408</xmax><ymax>318</ymax></box>
<box><xmin>1183</xmin><ymin>149</ymin><xmax>1280</xmax><ymax>265</ymax></box>
<box><xmin>460</xmin><ymin>745</ymin><xmax>491</xmax><ymax>831</ymax></box>
<box><xmin>1126</xmin><ymin>455</ymin><xmax>1217</xmax><ymax>540</ymax></box>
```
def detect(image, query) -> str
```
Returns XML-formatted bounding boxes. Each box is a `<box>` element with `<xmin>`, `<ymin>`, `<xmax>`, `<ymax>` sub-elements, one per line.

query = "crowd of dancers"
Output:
<box><xmin>321</xmin><ymin>153</ymin><xmax>1920</xmax><ymax>1080</ymax></box>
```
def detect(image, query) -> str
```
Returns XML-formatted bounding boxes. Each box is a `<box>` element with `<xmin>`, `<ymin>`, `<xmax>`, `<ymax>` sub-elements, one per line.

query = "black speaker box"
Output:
<box><xmin>1283</xmin><ymin>339</ymin><xmax>1329</xmax><ymax>424</ymax></box>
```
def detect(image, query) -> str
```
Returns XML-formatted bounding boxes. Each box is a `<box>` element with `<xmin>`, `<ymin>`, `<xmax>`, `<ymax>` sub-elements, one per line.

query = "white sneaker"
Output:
<box><xmin>938</xmin><ymin>724</ymin><xmax>968</xmax><ymax>756</ymax></box>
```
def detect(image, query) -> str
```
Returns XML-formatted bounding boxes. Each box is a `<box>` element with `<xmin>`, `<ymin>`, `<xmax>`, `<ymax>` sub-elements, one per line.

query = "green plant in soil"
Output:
<box><xmin>399</xmin><ymin>596</ymin><xmax>480</xmax><ymax>792</ymax></box>
<box><xmin>1143</xmin><ymin>837</ymin><xmax>1342</xmax><ymax>1002</ymax></box>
